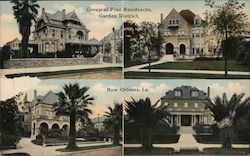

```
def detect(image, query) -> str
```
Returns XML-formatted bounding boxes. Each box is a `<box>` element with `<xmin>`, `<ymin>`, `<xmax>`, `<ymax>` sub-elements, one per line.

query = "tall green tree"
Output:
<box><xmin>54</xmin><ymin>83</ymin><xmax>94</xmax><ymax>150</ymax></box>
<box><xmin>104</xmin><ymin>103</ymin><xmax>122</xmax><ymax>145</ymax></box>
<box><xmin>125</xmin><ymin>97</ymin><xmax>170</xmax><ymax>149</ymax></box>
<box><xmin>11</xmin><ymin>0</ymin><xmax>40</xmax><ymax>58</ymax></box>
<box><xmin>0</xmin><ymin>98</ymin><xmax>22</xmax><ymax>147</ymax></box>
<box><xmin>140</xmin><ymin>22</ymin><xmax>162</xmax><ymax>72</ymax></box>
<box><xmin>205</xmin><ymin>0</ymin><xmax>247</xmax><ymax>76</ymax></box>
<box><xmin>205</xmin><ymin>93</ymin><xmax>250</xmax><ymax>148</ymax></box>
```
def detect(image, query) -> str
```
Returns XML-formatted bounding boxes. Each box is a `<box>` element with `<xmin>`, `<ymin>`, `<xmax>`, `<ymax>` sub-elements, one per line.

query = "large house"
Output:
<box><xmin>31</xmin><ymin>8</ymin><xmax>102</xmax><ymax>58</ymax></box>
<box><xmin>161</xmin><ymin>86</ymin><xmax>213</xmax><ymax>127</ymax></box>
<box><xmin>102</xmin><ymin>26</ymin><xmax>123</xmax><ymax>63</ymax></box>
<box><xmin>158</xmin><ymin>9</ymin><xmax>218</xmax><ymax>60</ymax></box>
<box><xmin>31</xmin><ymin>90</ymin><xmax>82</xmax><ymax>139</ymax></box>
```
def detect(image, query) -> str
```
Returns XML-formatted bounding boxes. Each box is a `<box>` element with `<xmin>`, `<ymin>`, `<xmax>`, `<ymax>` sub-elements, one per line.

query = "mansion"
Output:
<box><xmin>4</xmin><ymin>8</ymin><xmax>122</xmax><ymax>63</ymax></box>
<box><xmin>30</xmin><ymin>90</ymin><xmax>82</xmax><ymax>139</ymax></box>
<box><xmin>159</xmin><ymin>9</ymin><xmax>218</xmax><ymax>60</ymax></box>
<box><xmin>31</xmin><ymin>8</ymin><xmax>102</xmax><ymax>58</ymax></box>
<box><xmin>161</xmin><ymin>86</ymin><xmax>214</xmax><ymax>127</ymax></box>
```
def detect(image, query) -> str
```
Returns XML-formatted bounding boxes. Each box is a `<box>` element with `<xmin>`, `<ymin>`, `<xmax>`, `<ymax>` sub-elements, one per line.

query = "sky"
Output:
<box><xmin>1</xmin><ymin>77</ymin><xmax>249</xmax><ymax>118</ymax></box>
<box><xmin>1</xmin><ymin>0</ymin><xmax>249</xmax><ymax>46</ymax></box>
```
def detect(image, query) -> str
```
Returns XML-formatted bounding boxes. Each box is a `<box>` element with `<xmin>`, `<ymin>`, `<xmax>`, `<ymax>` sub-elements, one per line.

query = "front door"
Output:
<box><xmin>165</xmin><ymin>43</ymin><xmax>174</xmax><ymax>54</ymax></box>
<box><xmin>181</xmin><ymin>115</ymin><xmax>192</xmax><ymax>126</ymax></box>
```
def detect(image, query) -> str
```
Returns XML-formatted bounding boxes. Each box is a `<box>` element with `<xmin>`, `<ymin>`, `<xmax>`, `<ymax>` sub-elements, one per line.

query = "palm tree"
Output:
<box><xmin>205</xmin><ymin>93</ymin><xmax>250</xmax><ymax>149</ymax></box>
<box><xmin>11</xmin><ymin>0</ymin><xmax>40</xmax><ymax>58</ymax></box>
<box><xmin>125</xmin><ymin>97</ymin><xmax>170</xmax><ymax>149</ymax></box>
<box><xmin>104</xmin><ymin>103</ymin><xmax>122</xmax><ymax>145</ymax></box>
<box><xmin>54</xmin><ymin>83</ymin><xmax>94</xmax><ymax>150</ymax></box>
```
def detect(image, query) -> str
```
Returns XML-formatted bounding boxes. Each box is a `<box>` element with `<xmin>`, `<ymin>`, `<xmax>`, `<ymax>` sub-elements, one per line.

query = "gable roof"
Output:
<box><xmin>38</xmin><ymin>91</ymin><xmax>58</xmax><ymax>105</ymax></box>
<box><xmin>6</xmin><ymin>38</ymin><xmax>20</xmax><ymax>45</ymax></box>
<box><xmin>161</xmin><ymin>86</ymin><xmax>208</xmax><ymax>100</ymax></box>
<box><xmin>179</xmin><ymin>10</ymin><xmax>196</xmax><ymax>25</ymax></box>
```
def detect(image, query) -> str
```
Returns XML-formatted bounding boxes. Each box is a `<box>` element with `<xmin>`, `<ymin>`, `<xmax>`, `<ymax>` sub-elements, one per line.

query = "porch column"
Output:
<box><xmin>192</xmin><ymin>115</ymin><xmax>194</xmax><ymax>125</ymax></box>
<box><xmin>178</xmin><ymin>115</ymin><xmax>181</xmax><ymax>126</ymax></box>
<box><xmin>171</xmin><ymin>115</ymin><xmax>174</xmax><ymax>125</ymax></box>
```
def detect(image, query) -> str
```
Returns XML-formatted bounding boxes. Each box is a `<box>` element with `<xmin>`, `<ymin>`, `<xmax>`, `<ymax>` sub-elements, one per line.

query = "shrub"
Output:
<box><xmin>194</xmin><ymin>57</ymin><xmax>223</xmax><ymax>61</ymax></box>
<box><xmin>193</xmin><ymin>123</ymin><xmax>212</xmax><ymax>134</ymax></box>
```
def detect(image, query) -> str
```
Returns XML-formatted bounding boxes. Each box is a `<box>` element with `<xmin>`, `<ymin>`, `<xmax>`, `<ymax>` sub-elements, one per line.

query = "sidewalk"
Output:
<box><xmin>0</xmin><ymin>138</ymin><xmax>114</xmax><ymax>156</ymax></box>
<box><xmin>0</xmin><ymin>63</ymin><xmax>123</xmax><ymax>76</ymax></box>
<box><xmin>124</xmin><ymin>61</ymin><xmax>250</xmax><ymax>76</ymax></box>
<box><xmin>124</xmin><ymin>134</ymin><xmax>250</xmax><ymax>152</ymax></box>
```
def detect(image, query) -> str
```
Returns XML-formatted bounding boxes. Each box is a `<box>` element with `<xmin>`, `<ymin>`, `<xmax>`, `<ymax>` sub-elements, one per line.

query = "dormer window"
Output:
<box><xmin>191</xmin><ymin>90</ymin><xmax>198</xmax><ymax>97</ymax></box>
<box><xmin>175</xmin><ymin>90</ymin><xmax>181</xmax><ymax>97</ymax></box>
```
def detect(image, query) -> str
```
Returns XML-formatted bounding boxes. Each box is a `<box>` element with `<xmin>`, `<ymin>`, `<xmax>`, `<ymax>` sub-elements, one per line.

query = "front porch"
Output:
<box><xmin>170</xmin><ymin>114</ymin><xmax>209</xmax><ymax>126</ymax></box>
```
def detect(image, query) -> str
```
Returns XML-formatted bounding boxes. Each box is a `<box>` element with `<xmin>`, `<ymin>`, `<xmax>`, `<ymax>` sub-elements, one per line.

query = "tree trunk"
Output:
<box><xmin>20</xmin><ymin>23</ymin><xmax>31</xmax><ymax>58</ymax></box>
<box><xmin>224</xmin><ymin>31</ymin><xmax>228</xmax><ymax>76</ymax></box>
<box><xmin>142</xmin><ymin>126</ymin><xmax>152</xmax><ymax>150</ymax></box>
<box><xmin>66</xmin><ymin>112</ymin><xmax>77</xmax><ymax>150</ymax></box>
<box><xmin>220</xmin><ymin>127</ymin><xmax>233</xmax><ymax>149</ymax></box>
<box><xmin>113</xmin><ymin>126</ymin><xmax>120</xmax><ymax>145</ymax></box>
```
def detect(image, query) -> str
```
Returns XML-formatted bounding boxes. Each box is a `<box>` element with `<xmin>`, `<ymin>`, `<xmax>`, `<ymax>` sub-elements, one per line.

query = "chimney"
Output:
<box><xmin>207</xmin><ymin>87</ymin><xmax>210</xmax><ymax>98</ymax></box>
<box><xmin>42</xmin><ymin>8</ymin><xmax>45</xmax><ymax>13</ymax></box>
<box><xmin>160</xmin><ymin>13</ymin><xmax>163</xmax><ymax>23</ymax></box>
<box><xmin>112</xmin><ymin>27</ymin><xmax>115</xmax><ymax>32</ymax></box>
<box><xmin>34</xmin><ymin>90</ymin><xmax>37</xmax><ymax>103</ymax></box>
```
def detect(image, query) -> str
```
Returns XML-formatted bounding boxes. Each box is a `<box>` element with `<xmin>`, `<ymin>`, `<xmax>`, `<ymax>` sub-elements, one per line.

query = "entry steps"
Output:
<box><xmin>179</xmin><ymin>126</ymin><xmax>194</xmax><ymax>134</ymax></box>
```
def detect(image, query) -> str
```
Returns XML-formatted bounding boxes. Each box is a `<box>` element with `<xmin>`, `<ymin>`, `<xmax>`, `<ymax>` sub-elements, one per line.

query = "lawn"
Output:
<box><xmin>142</xmin><ymin>60</ymin><xmax>250</xmax><ymax>72</ymax></box>
<box><xmin>124</xmin><ymin>147</ymin><xmax>174</xmax><ymax>155</ymax></box>
<box><xmin>124</xmin><ymin>71</ymin><xmax>250</xmax><ymax>79</ymax></box>
<box><xmin>125</xmin><ymin>59</ymin><xmax>160</xmax><ymax>68</ymax></box>
<box><xmin>56</xmin><ymin>144</ymin><xmax>119</xmax><ymax>152</ymax></box>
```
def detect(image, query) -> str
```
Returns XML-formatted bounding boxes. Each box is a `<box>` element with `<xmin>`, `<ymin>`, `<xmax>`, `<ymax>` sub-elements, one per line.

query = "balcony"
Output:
<box><xmin>168</xmin><ymin>23</ymin><xmax>179</xmax><ymax>28</ymax></box>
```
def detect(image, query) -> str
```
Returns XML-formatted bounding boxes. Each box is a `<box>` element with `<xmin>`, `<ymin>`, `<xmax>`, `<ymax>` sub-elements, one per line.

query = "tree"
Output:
<box><xmin>11</xmin><ymin>0</ymin><xmax>40</xmax><ymax>58</ymax></box>
<box><xmin>205</xmin><ymin>0</ymin><xmax>247</xmax><ymax>76</ymax></box>
<box><xmin>104</xmin><ymin>103</ymin><xmax>122</xmax><ymax>145</ymax></box>
<box><xmin>140</xmin><ymin>22</ymin><xmax>161</xmax><ymax>72</ymax></box>
<box><xmin>0</xmin><ymin>45</ymin><xmax>11</xmax><ymax>69</ymax></box>
<box><xmin>0</xmin><ymin>97</ymin><xmax>22</xmax><ymax>147</ymax></box>
<box><xmin>205</xmin><ymin>93</ymin><xmax>250</xmax><ymax>148</ymax></box>
<box><xmin>125</xmin><ymin>97</ymin><xmax>170</xmax><ymax>149</ymax></box>
<box><xmin>237</xmin><ymin>41</ymin><xmax>250</xmax><ymax>67</ymax></box>
<box><xmin>124</xmin><ymin>21</ymin><xmax>141</xmax><ymax>66</ymax></box>
<box><xmin>54</xmin><ymin>83</ymin><xmax>94</xmax><ymax>150</ymax></box>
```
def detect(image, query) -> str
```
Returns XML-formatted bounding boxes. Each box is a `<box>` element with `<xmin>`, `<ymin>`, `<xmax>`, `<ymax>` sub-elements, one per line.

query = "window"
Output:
<box><xmin>51</xmin><ymin>42</ymin><xmax>55</xmax><ymax>52</ymax></box>
<box><xmin>61</xmin><ymin>31</ymin><xmax>63</xmax><ymax>38</ymax></box>
<box><xmin>52</xmin><ymin>33</ymin><xmax>55</xmax><ymax>38</ymax></box>
<box><xmin>196</xmin><ymin>44</ymin><xmax>200</xmax><ymax>54</ymax></box>
<box><xmin>184</xmin><ymin>103</ymin><xmax>188</xmax><ymax>107</ymax></box>
<box><xmin>60</xmin><ymin>44</ymin><xmax>63</xmax><ymax>51</ymax></box>
<box><xmin>174</xmin><ymin>102</ymin><xmax>178</xmax><ymax>107</ymax></box>
<box><xmin>46</xmin><ymin>110</ymin><xmax>49</xmax><ymax>116</ymax></box>
<box><xmin>175</xmin><ymin>90</ymin><xmax>181</xmax><ymax>97</ymax></box>
<box><xmin>192</xmin><ymin>30</ymin><xmax>195</xmax><ymax>38</ymax></box>
<box><xmin>194</xmin><ymin>103</ymin><xmax>198</xmax><ymax>108</ymax></box>
<box><xmin>169</xmin><ymin>20</ymin><xmax>172</xmax><ymax>24</ymax></box>
<box><xmin>192</xmin><ymin>45</ymin><xmax>195</xmax><ymax>54</ymax></box>
<box><xmin>45</xmin><ymin>43</ymin><xmax>49</xmax><ymax>52</ymax></box>
<box><xmin>196</xmin><ymin>30</ymin><xmax>199</xmax><ymax>37</ymax></box>
<box><xmin>195</xmin><ymin>19</ymin><xmax>200</xmax><ymax>25</ymax></box>
<box><xmin>201</xmin><ymin>29</ymin><xmax>204</xmax><ymax>37</ymax></box>
<box><xmin>192</xmin><ymin>91</ymin><xmax>199</xmax><ymax>97</ymax></box>
<box><xmin>178</xmin><ymin>31</ymin><xmax>181</xmax><ymax>36</ymax></box>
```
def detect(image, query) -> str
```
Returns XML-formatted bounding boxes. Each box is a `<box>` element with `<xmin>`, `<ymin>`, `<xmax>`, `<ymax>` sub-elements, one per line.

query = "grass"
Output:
<box><xmin>124</xmin><ymin>147</ymin><xmax>174</xmax><ymax>154</ymax></box>
<box><xmin>56</xmin><ymin>144</ymin><xmax>119</xmax><ymax>152</ymax></box>
<box><xmin>142</xmin><ymin>60</ymin><xmax>250</xmax><ymax>72</ymax></box>
<box><xmin>125</xmin><ymin>59</ymin><xmax>160</xmax><ymax>68</ymax></box>
<box><xmin>124</xmin><ymin>71</ymin><xmax>250</xmax><ymax>79</ymax></box>
<box><xmin>203</xmin><ymin>148</ymin><xmax>250</xmax><ymax>154</ymax></box>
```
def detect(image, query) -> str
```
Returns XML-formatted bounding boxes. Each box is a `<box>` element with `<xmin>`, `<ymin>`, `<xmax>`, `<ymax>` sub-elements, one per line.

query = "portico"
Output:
<box><xmin>171</xmin><ymin>113</ymin><xmax>206</xmax><ymax>126</ymax></box>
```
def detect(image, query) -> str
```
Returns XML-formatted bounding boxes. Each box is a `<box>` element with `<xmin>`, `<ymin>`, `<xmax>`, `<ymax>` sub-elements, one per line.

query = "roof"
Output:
<box><xmin>6</xmin><ymin>38</ymin><xmax>20</xmax><ymax>45</ymax></box>
<box><xmin>92</xmin><ymin>116</ymin><xmax>107</xmax><ymax>123</ymax></box>
<box><xmin>179</xmin><ymin>10</ymin><xmax>196</xmax><ymax>25</ymax></box>
<box><xmin>85</xmin><ymin>38</ymin><xmax>102</xmax><ymax>45</ymax></box>
<box><xmin>36</xmin><ymin>9</ymin><xmax>87</xmax><ymax>31</ymax></box>
<box><xmin>37</xmin><ymin>91</ymin><xmax>58</xmax><ymax>105</ymax></box>
<box><xmin>66</xmin><ymin>38</ymin><xmax>102</xmax><ymax>45</ymax></box>
<box><xmin>161</xmin><ymin>86</ymin><xmax>208</xmax><ymax>100</ymax></box>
